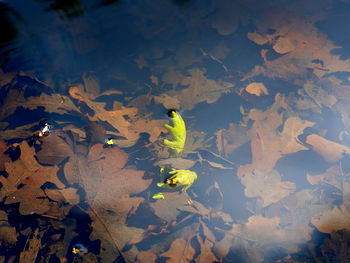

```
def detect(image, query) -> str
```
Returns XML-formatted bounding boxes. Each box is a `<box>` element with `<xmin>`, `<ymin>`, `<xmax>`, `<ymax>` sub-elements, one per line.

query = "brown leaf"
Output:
<box><xmin>281</xmin><ymin>116</ymin><xmax>314</xmax><ymax>154</ymax></box>
<box><xmin>78</xmin><ymin>145</ymin><xmax>147</xmax><ymax>223</ymax></box>
<box><xmin>243</xmin><ymin>12</ymin><xmax>350</xmax><ymax>81</ymax></box>
<box><xmin>0</xmin><ymin>140</ymin><xmax>10</xmax><ymax>171</ymax></box>
<box><xmin>307</xmin><ymin>165</ymin><xmax>342</xmax><ymax>190</ymax></box>
<box><xmin>156</xmin><ymin>158</ymin><xmax>196</xmax><ymax>170</ymax></box>
<box><xmin>64</xmin><ymin>144</ymin><xmax>151</xmax><ymax>259</ymax></box>
<box><xmin>195</xmin><ymin>235</ymin><xmax>217</xmax><ymax>263</ymax></box>
<box><xmin>1</xmin><ymin>141</ymin><xmax>65</xmax><ymax>215</ymax></box>
<box><xmin>19</xmin><ymin>228</ymin><xmax>43</xmax><ymax>262</ymax></box>
<box><xmin>247</xmin><ymin>32</ymin><xmax>268</xmax><ymax>45</ymax></box>
<box><xmin>272</xmin><ymin>36</ymin><xmax>297</xmax><ymax>54</ymax></box>
<box><xmin>0</xmin><ymin>80</ymin><xmax>80</xmax><ymax>122</ymax></box>
<box><xmin>0</xmin><ymin>211</ymin><xmax>17</xmax><ymax>245</ymax></box>
<box><xmin>231</xmin><ymin>215</ymin><xmax>286</xmax><ymax>244</ymax></box>
<box><xmin>238</xmin><ymin>95</ymin><xmax>314</xmax><ymax>178</ymax></box>
<box><xmin>69</xmin><ymin>85</ymin><xmax>166</xmax><ymax>147</ymax></box>
<box><xmin>136</xmin><ymin>251</ymin><xmax>157</xmax><ymax>263</ymax></box>
<box><xmin>304</xmin><ymin>81</ymin><xmax>337</xmax><ymax>109</ymax></box>
<box><xmin>0</xmin><ymin>69</ymin><xmax>15</xmax><ymax>86</ymax></box>
<box><xmin>240</xmin><ymin>169</ymin><xmax>296</xmax><ymax>208</ymax></box>
<box><xmin>311</xmin><ymin>204</ymin><xmax>350</xmax><ymax>234</ymax></box>
<box><xmin>45</xmin><ymin>188</ymin><xmax>80</xmax><ymax>205</ymax></box>
<box><xmin>160</xmin><ymin>238</ymin><xmax>195</xmax><ymax>263</ymax></box>
<box><xmin>183</xmin><ymin>130</ymin><xmax>213</xmax><ymax>154</ymax></box>
<box><xmin>305</xmin><ymin>134</ymin><xmax>350</xmax><ymax>162</ymax></box>
<box><xmin>36</xmin><ymin>134</ymin><xmax>74</xmax><ymax>165</ymax></box>
<box><xmin>216</xmin><ymin>123</ymin><xmax>250</xmax><ymax>155</ymax></box>
<box><xmin>86</xmin><ymin>215</ymin><xmax>121</xmax><ymax>263</ymax></box>
<box><xmin>0</xmin><ymin>122</ymin><xmax>38</xmax><ymax>141</ymax></box>
<box><xmin>150</xmin><ymin>192</ymin><xmax>209</xmax><ymax>222</ymax></box>
<box><xmin>155</xmin><ymin>68</ymin><xmax>234</xmax><ymax>111</ymax></box>
<box><xmin>82</xmin><ymin>72</ymin><xmax>100</xmax><ymax>95</ymax></box>
<box><xmin>245</xmin><ymin>82</ymin><xmax>269</xmax><ymax>96</ymax></box>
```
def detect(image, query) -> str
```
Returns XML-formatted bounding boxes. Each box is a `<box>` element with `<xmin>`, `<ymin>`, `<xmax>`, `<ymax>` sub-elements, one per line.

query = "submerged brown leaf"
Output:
<box><xmin>243</xmin><ymin>12</ymin><xmax>350</xmax><ymax>81</ymax></box>
<box><xmin>0</xmin><ymin>210</ymin><xmax>17</xmax><ymax>246</ymax></box>
<box><xmin>305</xmin><ymin>134</ymin><xmax>350</xmax><ymax>162</ymax></box>
<box><xmin>307</xmin><ymin>165</ymin><xmax>342</xmax><ymax>190</ymax></box>
<box><xmin>245</xmin><ymin>82</ymin><xmax>269</xmax><ymax>96</ymax></box>
<box><xmin>155</xmin><ymin>68</ymin><xmax>233</xmax><ymax>111</ymax></box>
<box><xmin>311</xmin><ymin>204</ymin><xmax>350</xmax><ymax>234</ymax></box>
<box><xmin>240</xmin><ymin>169</ymin><xmax>296</xmax><ymax>208</ymax></box>
<box><xmin>36</xmin><ymin>134</ymin><xmax>74</xmax><ymax>165</ymax></box>
<box><xmin>160</xmin><ymin>238</ymin><xmax>195</xmax><ymax>263</ymax></box>
<box><xmin>0</xmin><ymin>140</ymin><xmax>10</xmax><ymax>171</ymax></box>
<box><xmin>19</xmin><ymin>228</ymin><xmax>43</xmax><ymax>262</ymax></box>
<box><xmin>69</xmin><ymin>85</ymin><xmax>166</xmax><ymax>147</ymax></box>
<box><xmin>238</xmin><ymin>94</ymin><xmax>313</xmax><ymax>178</ymax></box>
<box><xmin>1</xmin><ymin>141</ymin><xmax>66</xmax><ymax>215</ymax></box>
<box><xmin>216</xmin><ymin>123</ymin><xmax>249</xmax><ymax>156</ymax></box>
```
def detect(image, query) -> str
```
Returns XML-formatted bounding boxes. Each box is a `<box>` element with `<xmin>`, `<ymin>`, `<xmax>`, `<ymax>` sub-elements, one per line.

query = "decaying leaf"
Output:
<box><xmin>183</xmin><ymin>130</ymin><xmax>213</xmax><ymax>154</ymax></box>
<box><xmin>304</xmin><ymin>81</ymin><xmax>337</xmax><ymax>109</ymax></box>
<box><xmin>305</xmin><ymin>134</ymin><xmax>350</xmax><ymax>162</ymax></box>
<box><xmin>272</xmin><ymin>36</ymin><xmax>297</xmax><ymax>54</ymax></box>
<box><xmin>0</xmin><ymin>210</ymin><xmax>17</xmax><ymax>246</ymax></box>
<box><xmin>311</xmin><ymin>204</ymin><xmax>350</xmax><ymax>234</ymax></box>
<box><xmin>0</xmin><ymin>122</ymin><xmax>38</xmax><ymax>140</ymax></box>
<box><xmin>154</xmin><ymin>68</ymin><xmax>234</xmax><ymax>111</ymax></box>
<box><xmin>36</xmin><ymin>134</ymin><xmax>74</xmax><ymax>165</ymax></box>
<box><xmin>281</xmin><ymin>116</ymin><xmax>314</xmax><ymax>154</ymax></box>
<box><xmin>243</xmin><ymin>12</ymin><xmax>350</xmax><ymax>81</ymax></box>
<box><xmin>238</xmin><ymin>94</ymin><xmax>314</xmax><ymax>178</ymax></box>
<box><xmin>0</xmin><ymin>141</ymin><xmax>66</xmax><ymax>215</ymax></box>
<box><xmin>0</xmin><ymin>77</ymin><xmax>79</xmax><ymax>121</ymax></box>
<box><xmin>231</xmin><ymin>214</ymin><xmax>312</xmax><ymax>250</ymax></box>
<box><xmin>194</xmin><ymin>234</ymin><xmax>217</xmax><ymax>263</ymax></box>
<box><xmin>0</xmin><ymin>140</ymin><xmax>10</xmax><ymax>171</ymax></box>
<box><xmin>216</xmin><ymin>123</ymin><xmax>250</xmax><ymax>156</ymax></box>
<box><xmin>245</xmin><ymin>82</ymin><xmax>269</xmax><ymax>96</ymax></box>
<box><xmin>45</xmin><ymin>188</ymin><xmax>80</xmax><ymax>205</ymax></box>
<box><xmin>69</xmin><ymin>85</ymin><xmax>166</xmax><ymax>147</ymax></box>
<box><xmin>156</xmin><ymin>158</ymin><xmax>196</xmax><ymax>170</ymax></box>
<box><xmin>19</xmin><ymin>228</ymin><xmax>43</xmax><ymax>262</ymax></box>
<box><xmin>160</xmin><ymin>238</ymin><xmax>195</xmax><ymax>263</ymax></box>
<box><xmin>240</xmin><ymin>169</ymin><xmax>295</xmax><ymax>208</ymax></box>
<box><xmin>150</xmin><ymin>191</ymin><xmax>210</xmax><ymax>224</ymax></box>
<box><xmin>136</xmin><ymin>251</ymin><xmax>157</xmax><ymax>263</ymax></box>
<box><xmin>307</xmin><ymin>165</ymin><xmax>342</xmax><ymax>190</ymax></box>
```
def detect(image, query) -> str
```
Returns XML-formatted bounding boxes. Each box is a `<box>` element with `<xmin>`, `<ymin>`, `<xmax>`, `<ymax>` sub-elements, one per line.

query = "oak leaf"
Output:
<box><xmin>155</xmin><ymin>68</ymin><xmax>233</xmax><ymax>111</ymax></box>
<box><xmin>69</xmin><ymin>85</ymin><xmax>166</xmax><ymax>147</ymax></box>
<box><xmin>238</xmin><ymin>95</ymin><xmax>314</xmax><ymax>178</ymax></box>
<box><xmin>0</xmin><ymin>141</ymin><xmax>65</xmax><ymax>215</ymax></box>
<box><xmin>240</xmin><ymin>169</ymin><xmax>295</xmax><ymax>208</ymax></box>
<box><xmin>243</xmin><ymin>12</ymin><xmax>350</xmax><ymax>80</ymax></box>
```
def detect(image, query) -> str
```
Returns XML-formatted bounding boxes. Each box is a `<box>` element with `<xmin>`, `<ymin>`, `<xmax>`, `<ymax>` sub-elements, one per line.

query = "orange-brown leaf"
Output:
<box><xmin>160</xmin><ymin>238</ymin><xmax>195</xmax><ymax>263</ymax></box>
<box><xmin>305</xmin><ymin>134</ymin><xmax>350</xmax><ymax>162</ymax></box>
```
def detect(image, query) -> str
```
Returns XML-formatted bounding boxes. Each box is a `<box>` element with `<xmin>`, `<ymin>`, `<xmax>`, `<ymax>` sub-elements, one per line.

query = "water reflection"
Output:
<box><xmin>1</xmin><ymin>0</ymin><xmax>350</xmax><ymax>262</ymax></box>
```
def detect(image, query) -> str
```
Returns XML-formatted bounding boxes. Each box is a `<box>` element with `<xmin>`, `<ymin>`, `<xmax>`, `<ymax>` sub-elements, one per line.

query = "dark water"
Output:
<box><xmin>1</xmin><ymin>0</ymin><xmax>350</xmax><ymax>262</ymax></box>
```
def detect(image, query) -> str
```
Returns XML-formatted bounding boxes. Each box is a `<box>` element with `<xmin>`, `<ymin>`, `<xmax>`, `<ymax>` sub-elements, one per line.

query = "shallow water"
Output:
<box><xmin>1</xmin><ymin>0</ymin><xmax>350</xmax><ymax>262</ymax></box>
